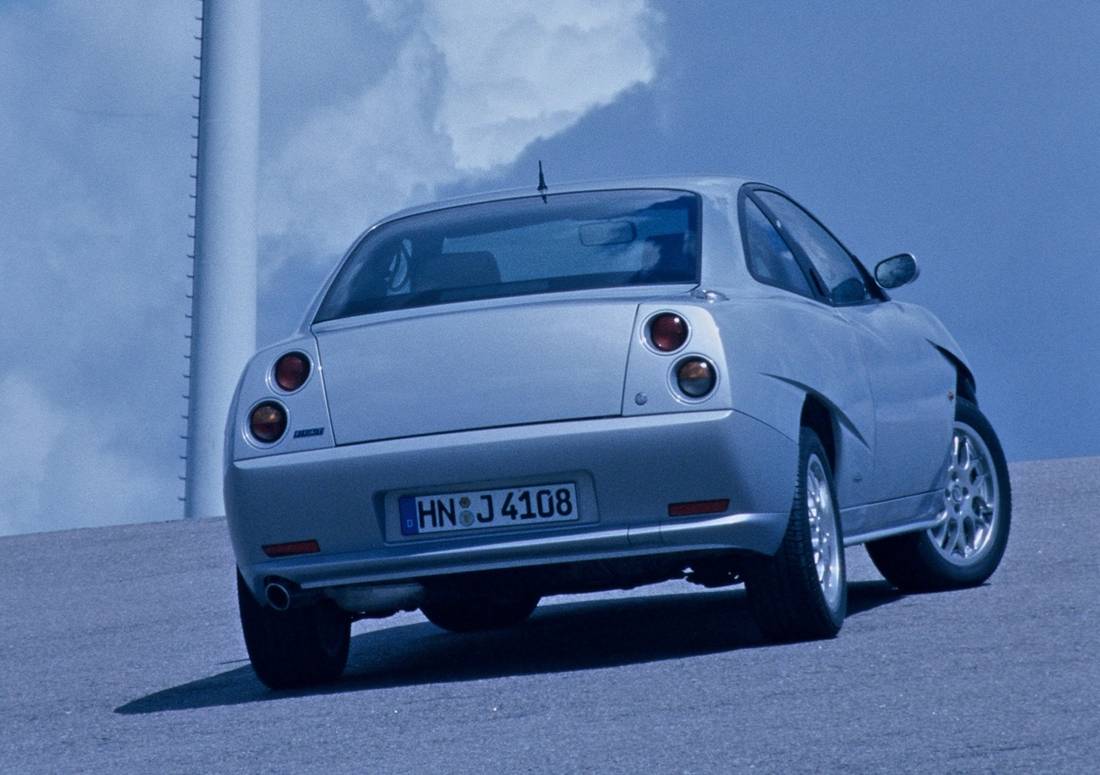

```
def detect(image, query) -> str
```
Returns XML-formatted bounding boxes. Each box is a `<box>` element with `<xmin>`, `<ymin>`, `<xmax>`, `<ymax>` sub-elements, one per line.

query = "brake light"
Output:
<box><xmin>648</xmin><ymin>313</ymin><xmax>688</xmax><ymax>352</ymax></box>
<box><xmin>274</xmin><ymin>352</ymin><xmax>311</xmax><ymax>392</ymax></box>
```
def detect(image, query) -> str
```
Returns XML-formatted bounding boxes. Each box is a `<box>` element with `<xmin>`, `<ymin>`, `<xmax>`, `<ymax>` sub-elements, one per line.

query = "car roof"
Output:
<box><xmin>376</xmin><ymin>174</ymin><xmax>756</xmax><ymax>225</ymax></box>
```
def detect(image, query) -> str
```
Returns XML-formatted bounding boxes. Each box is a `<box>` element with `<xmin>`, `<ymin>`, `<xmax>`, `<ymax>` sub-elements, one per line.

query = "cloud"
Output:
<box><xmin>428</xmin><ymin>0</ymin><xmax>659</xmax><ymax>171</ymax></box>
<box><xmin>259</xmin><ymin>28</ymin><xmax>452</xmax><ymax>257</ymax></box>
<box><xmin>0</xmin><ymin>374</ymin><xmax>165</xmax><ymax>536</ymax></box>
<box><xmin>0</xmin><ymin>375</ymin><xmax>65</xmax><ymax>535</ymax></box>
<box><xmin>262</xmin><ymin>0</ymin><xmax>659</xmax><ymax>256</ymax></box>
<box><xmin>0</xmin><ymin>1</ymin><xmax>661</xmax><ymax>536</ymax></box>
<box><xmin>0</xmin><ymin>0</ymin><xmax>195</xmax><ymax>535</ymax></box>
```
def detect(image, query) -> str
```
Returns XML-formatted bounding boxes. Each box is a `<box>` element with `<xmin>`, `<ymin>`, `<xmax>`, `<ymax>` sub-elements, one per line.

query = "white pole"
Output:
<box><xmin>185</xmin><ymin>0</ymin><xmax>260</xmax><ymax>519</ymax></box>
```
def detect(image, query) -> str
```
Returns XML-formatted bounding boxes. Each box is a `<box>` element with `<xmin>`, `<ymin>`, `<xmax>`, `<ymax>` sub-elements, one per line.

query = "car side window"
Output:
<box><xmin>755</xmin><ymin>191</ymin><xmax>870</xmax><ymax>305</ymax></box>
<box><xmin>741</xmin><ymin>197</ymin><xmax>815</xmax><ymax>297</ymax></box>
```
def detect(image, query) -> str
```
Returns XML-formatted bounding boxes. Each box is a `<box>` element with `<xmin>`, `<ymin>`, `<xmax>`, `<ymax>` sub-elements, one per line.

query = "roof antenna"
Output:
<box><xmin>537</xmin><ymin>160</ymin><xmax>548</xmax><ymax>202</ymax></box>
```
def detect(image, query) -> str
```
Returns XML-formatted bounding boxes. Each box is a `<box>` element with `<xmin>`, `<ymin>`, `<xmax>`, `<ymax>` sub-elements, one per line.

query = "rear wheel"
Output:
<box><xmin>745</xmin><ymin>428</ymin><xmax>847</xmax><ymax>642</ymax></box>
<box><xmin>867</xmin><ymin>398</ymin><xmax>1010</xmax><ymax>591</ymax></box>
<box><xmin>237</xmin><ymin>571</ymin><xmax>350</xmax><ymax>690</ymax></box>
<box><xmin>420</xmin><ymin>585</ymin><xmax>540</xmax><ymax>633</ymax></box>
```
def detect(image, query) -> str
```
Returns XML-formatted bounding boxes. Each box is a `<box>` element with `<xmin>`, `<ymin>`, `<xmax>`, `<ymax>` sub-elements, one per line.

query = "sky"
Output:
<box><xmin>1</xmin><ymin>0</ymin><xmax>1097</xmax><ymax>536</ymax></box>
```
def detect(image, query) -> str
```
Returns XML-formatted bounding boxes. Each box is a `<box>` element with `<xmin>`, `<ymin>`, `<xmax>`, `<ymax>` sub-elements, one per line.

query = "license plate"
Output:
<box><xmin>399</xmin><ymin>483</ymin><xmax>579</xmax><ymax>536</ymax></box>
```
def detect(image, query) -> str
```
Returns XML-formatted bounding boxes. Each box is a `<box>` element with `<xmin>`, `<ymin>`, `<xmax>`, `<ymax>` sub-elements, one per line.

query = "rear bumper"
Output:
<box><xmin>226</xmin><ymin>409</ymin><xmax>796</xmax><ymax>596</ymax></box>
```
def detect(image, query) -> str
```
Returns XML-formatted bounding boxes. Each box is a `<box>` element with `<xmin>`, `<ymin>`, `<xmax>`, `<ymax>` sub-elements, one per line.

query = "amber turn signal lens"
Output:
<box><xmin>648</xmin><ymin>313</ymin><xmax>688</xmax><ymax>352</ymax></box>
<box><xmin>250</xmin><ymin>401</ymin><xmax>287</xmax><ymax>443</ymax></box>
<box><xmin>676</xmin><ymin>358</ymin><xmax>716</xmax><ymax>398</ymax></box>
<box><xmin>274</xmin><ymin>352</ymin><xmax>311</xmax><ymax>392</ymax></box>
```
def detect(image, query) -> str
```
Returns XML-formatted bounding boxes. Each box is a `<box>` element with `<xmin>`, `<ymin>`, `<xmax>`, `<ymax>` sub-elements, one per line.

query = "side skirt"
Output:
<box><xmin>842</xmin><ymin>489</ymin><xmax>943</xmax><ymax>547</ymax></box>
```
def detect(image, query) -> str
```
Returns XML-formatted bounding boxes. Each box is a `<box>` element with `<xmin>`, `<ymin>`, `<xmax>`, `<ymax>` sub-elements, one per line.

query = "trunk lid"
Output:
<box><xmin>315</xmin><ymin>299</ymin><xmax>638</xmax><ymax>444</ymax></box>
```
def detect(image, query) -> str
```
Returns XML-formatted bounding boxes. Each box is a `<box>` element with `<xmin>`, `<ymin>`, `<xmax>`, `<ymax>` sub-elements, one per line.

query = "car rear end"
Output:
<box><xmin>225</xmin><ymin>187</ymin><xmax>797</xmax><ymax>610</ymax></box>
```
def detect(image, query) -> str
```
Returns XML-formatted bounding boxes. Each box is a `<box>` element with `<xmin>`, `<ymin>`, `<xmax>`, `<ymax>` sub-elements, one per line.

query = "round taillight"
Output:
<box><xmin>676</xmin><ymin>358</ymin><xmax>716</xmax><ymax>398</ymax></box>
<box><xmin>648</xmin><ymin>313</ymin><xmax>688</xmax><ymax>352</ymax></box>
<box><xmin>250</xmin><ymin>402</ymin><xmax>287</xmax><ymax>443</ymax></box>
<box><xmin>274</xmin><ymin>352</ymin><xmax>310</xmax><ymax>392</ymax></box>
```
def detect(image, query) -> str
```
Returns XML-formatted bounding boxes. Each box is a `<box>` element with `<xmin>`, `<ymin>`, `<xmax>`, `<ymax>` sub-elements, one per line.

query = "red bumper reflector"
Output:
<box><xmin>668</xmin><ymin>499</ymin><xmax>730</xmax><ymax>518</ymax></box>
<box><xmin>262</xmin><ymin>539</ymin><xmax>321</xmax><ymax>558</ymax></box>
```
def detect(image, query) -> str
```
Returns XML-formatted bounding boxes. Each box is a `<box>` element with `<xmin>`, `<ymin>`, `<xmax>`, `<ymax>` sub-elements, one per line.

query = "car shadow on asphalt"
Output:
<box><xmin>115</xmin><ymin>580</ymin><xmax>902</xmax><ymax>715</ymax></box>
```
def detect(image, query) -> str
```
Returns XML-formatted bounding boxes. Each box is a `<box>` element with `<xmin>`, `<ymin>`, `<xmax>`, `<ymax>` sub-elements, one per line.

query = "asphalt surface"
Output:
<box><xmin>2</xmin><ymin>457</ymin><xmax>1097</xmax><ymax>773</ymax></box>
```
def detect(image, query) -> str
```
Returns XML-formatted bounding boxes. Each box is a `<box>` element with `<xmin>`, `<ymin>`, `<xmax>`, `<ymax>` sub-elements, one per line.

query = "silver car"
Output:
<box><xmin>225</xmin><ymin>176</ymin><xmax>1010</xmax><ymax>689</ymax></box>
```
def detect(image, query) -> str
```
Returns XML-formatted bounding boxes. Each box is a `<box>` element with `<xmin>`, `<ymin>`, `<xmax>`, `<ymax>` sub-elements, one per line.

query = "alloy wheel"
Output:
<box><xmin>928</xmin><ymin>422</ymin><xmax>1000</xmax><ymax>565</ymax></box>
<box><xmin>807</xmin><ymin>453</ymin><xmax>842</xmax><ymax>609</ymax></box>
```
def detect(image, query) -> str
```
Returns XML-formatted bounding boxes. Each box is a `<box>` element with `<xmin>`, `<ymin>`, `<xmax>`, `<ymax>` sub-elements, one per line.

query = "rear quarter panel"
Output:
<box><xmin>706</xmin><ymin>293</ymin><xmax>878</xmax><ymax>509</ymax></box>
<box><xmin>225</xmin><ymin>336</ymin><xmax>335</xmax><ymax>464</ymax></box>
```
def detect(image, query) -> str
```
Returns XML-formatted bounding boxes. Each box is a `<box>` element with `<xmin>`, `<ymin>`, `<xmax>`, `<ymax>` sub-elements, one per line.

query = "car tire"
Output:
<box><xmin>420</xmin><ymin>586</ymin><xmax>540</xmax><ymax>633</ymax></box>
<box><xmin>237</xmin><ymin>571</ymin><xmax>351</xmax><ymax>690</ymax></box>
<box><xmin>744</xmin><ymin>427</ymin><xmax>847</xmax><ymax>642</ymax></box>
<box><xmin>866</xmin><ymin>398</ymin><xmax>1011</xmax><ymax>592</ymax></box>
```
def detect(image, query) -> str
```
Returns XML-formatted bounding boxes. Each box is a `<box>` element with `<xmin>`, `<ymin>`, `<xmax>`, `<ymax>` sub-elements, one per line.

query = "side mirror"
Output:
<box><xmin>875</xmin><ymin>253</ymin><xmax>920</xmax><ymax>289</ymax></box>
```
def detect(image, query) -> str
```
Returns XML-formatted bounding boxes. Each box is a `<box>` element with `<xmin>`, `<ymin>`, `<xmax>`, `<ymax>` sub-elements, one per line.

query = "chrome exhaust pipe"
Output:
<box><xmin>265</xmin><ymin>581</ymin><xmax>292</xmax><ymax>611</ymax></box>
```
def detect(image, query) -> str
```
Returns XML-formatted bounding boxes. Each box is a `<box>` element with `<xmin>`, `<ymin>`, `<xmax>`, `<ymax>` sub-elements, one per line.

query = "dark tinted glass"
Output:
<box><xmin>316</xmin><ymin>190</ymin><xmax>701</xmax><ymax>322</ymax></box>
<box><xmin>756</xmin><ymin>191</ymin><xmax>868</xmax><ymax>305</ymax></box>
<box><xmin>742</xmin><ymin>197</ymin><xmax>814</xmax><ymax>297</ymax></box>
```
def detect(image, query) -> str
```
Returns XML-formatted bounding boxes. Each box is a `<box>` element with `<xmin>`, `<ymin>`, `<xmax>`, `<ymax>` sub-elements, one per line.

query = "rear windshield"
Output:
<box><xmin>314</xmin><ymin>189</ymin><xmax>701</xmax><ymax>322</ymax></box>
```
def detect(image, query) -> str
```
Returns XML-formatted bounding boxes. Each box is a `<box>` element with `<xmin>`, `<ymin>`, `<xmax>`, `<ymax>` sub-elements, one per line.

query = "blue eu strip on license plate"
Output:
<box><xmin>399</xmin><ymin>482</ymin><xmax>579</xmax><ymax>536</ymax></box>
